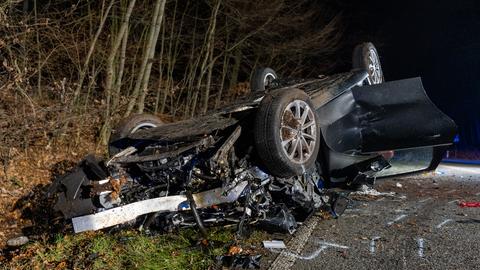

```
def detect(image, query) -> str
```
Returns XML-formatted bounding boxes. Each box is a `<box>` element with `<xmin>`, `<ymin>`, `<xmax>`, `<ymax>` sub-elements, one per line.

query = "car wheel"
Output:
<box><xmin>250</xmin><ymin>67</ymin><xmax>278</xmax><ymax>92</ymax></box>
<box><xmin>108</xmin><ymin>114</ymin><xmax>163</xmax><ymax>157</ymax></box>
<box><xmin>254</xmin><ymin>88</ymin><xmax>321</xmax><ymax>178</ymax></box>
<box><xmin>352</xmin><ymin>42</ymin><xmax>384</xmax><ymax>85</ymax></box>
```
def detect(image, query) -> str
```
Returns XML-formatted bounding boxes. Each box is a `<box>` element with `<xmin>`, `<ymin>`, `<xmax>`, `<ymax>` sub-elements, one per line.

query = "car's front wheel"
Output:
<box><xmin>108</xmin><ymin>114</ymin><xmax>163</xmax><ymax>157</ymax></box>
<box><xmin>254</xmin><ymin>88</ymin><xmax>321</xmax><ymax>178</ymax></box>
<box><xmin>250</xmin><ymin>67</ymin><xmax>278</xmax><ymax>92</ymax></box>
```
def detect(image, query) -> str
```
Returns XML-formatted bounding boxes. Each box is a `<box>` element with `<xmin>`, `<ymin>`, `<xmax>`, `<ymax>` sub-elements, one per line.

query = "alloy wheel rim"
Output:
<box><xmin>366</xmin><ymin>48</ymin><xmax>383</xmax><ymax>85</ymax></box>
<box><xmin>280</xmin><ymin>100</ymin><xmax>317</xmax><ymax>164</ymax></box>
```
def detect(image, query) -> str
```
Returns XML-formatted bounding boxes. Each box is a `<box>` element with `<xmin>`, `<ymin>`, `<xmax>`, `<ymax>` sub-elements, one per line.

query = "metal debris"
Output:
<box><xmin>263</xmin><ymin>240</ymin><xmax>286</xmax><ymax>249</ymax></box>
<box><xmin>72</xmin><ymin>181</ymin><xmax>248</xmax><ymax>233</ymax></box>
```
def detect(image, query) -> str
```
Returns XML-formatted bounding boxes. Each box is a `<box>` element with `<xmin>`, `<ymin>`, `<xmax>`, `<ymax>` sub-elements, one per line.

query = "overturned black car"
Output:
<box><xmin>53</xmin><ymin>43</ymin><xmax>456</xmax><ymax>235</ymax></box>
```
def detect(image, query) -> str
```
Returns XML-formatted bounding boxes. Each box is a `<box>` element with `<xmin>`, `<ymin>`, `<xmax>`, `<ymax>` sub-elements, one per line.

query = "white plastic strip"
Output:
<box><xmin>72</xmin><ymin>181</ymin><xmax>248</xmax><ymax>233</ymax></box>
<box><xmin>263</xmin><ymin>240</ymin><xmax>287</xmax><ymax>249</ymax></box>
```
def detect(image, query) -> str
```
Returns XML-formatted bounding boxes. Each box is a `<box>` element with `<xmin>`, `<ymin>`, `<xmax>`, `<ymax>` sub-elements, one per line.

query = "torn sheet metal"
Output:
<box><xmin>72</xmin><ymin>181</ymin><xmax>248</xmax><ymax>233</ymax></box>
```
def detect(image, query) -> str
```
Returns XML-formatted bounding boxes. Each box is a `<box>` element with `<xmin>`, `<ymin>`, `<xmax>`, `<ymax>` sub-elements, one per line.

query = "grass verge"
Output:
<box><xmin>3</xmin><ymin>227</ymin><xmax>270</xmax><ymax>269</ymax></box>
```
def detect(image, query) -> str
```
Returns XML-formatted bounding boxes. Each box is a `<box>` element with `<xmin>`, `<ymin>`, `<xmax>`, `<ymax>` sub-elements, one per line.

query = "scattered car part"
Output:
<box><xmin>263</xmin><ymin>240</ymin><xmax>286</xmax><ymax>249</ymax></box>
<box><xmin>217</xmin><ymin>254</ymin><xmax>262</xmax><ymax>269</ymax></box>
<box><xmin>250</xmin><ymin>67</ymin><xmax>278</xmax><ymax>92</ymax></box>
<box><xmin>353</xmin><ymin>42</ymin><xmax>384</xmax><ymax>85</ymax></box>
<box><xmin>71</xmin><ymin>181</ymin><xmax>248</xmax><ymax>233</ymax></box>
<box><xmin>256</xmin><ymin>204</ymin><xmax>297</xmax><ymax>234</ymax></box>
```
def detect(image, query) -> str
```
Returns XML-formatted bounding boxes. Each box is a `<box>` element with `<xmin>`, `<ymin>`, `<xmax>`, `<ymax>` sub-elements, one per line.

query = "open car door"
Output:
<box><xmin>315</xmin><ymin>77</ymin><xmax>456</xmax><ymax>178</ymax></box>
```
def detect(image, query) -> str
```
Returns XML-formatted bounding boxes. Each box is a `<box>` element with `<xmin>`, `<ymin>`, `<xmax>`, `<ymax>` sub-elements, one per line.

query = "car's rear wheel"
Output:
<box><xmin>250</xmin><ymin>67</ymin><xmax>278</xmax><ymax>92</ymax></box>
<box><xmin>108</xmin><ymin>114</ymin><xmax>163</xmax><ymax>157</ymax></box>
<box><xmin>254</xmin><ymin>88</ymin><xmax>321</xmax><ymax>178</ymax></box>
<box><xmin>353</xmin><ymin>42</ymin><xmax>384</xmax><ymax>85</ymax></box>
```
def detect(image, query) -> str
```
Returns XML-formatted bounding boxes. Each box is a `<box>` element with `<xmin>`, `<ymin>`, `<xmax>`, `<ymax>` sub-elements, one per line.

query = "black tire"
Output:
<box><xmin>108</xmin><ymin>114</ymin><xmax>163</xmax><ymax>157</ymax></box>
<box><xmin>254</xmin><ymin>88</ymin><xmax>321</xmax><ymax>178</ymax></box>
<box><xmin>352</xmin><ymin>42</ymin><xmax>384</xmax><ymax>85</ymax></box>
<box><xmin>250</xmin><ymin>67</ymin><xmax>278</xmax><ymax>92</ymax></box>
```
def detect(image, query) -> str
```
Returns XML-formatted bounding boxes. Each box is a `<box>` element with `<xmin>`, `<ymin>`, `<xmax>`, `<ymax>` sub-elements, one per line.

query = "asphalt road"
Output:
<box><xmin>269</xmin><ymin>163</ymin><xmax>480</xmax><ymax>270</ymax></box>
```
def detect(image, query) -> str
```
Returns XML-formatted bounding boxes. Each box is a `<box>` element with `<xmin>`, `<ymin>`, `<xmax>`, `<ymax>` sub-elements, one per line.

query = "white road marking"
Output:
<box><xmin>269</xmin><ymin>246</ymin><xmax>328</xmax><ymax>261</ymax></box>
<box><xmin>317</xmin><ymin>241</ymin><xmax>349</xmax><ymax>249</ymax></box>
<box><xmin>386</xmin><ymin>214</ymin><xmax>408</xmax><ymax>226</ymax></box>
<box><xmin>417</xmin><ymin>238</ymin><xmax>425</xmax><ymax>258</ymax></box>
<box><xmin>435</xmin><ymin>219</ymin><xmax>453</xmax><ymax>229</ymax></box>
<box><xmin>419</xmin><ymin>197</ymin><xmax>432</xmax><ymax>203</ymax></box>
<box><xmin>448</xmin><ymin>199</ymin><xmax>459</xmax><ymax>204</ymax></box>
<box><xmin>269</xmin><ymin>241</ymin><xmax>349</xmax><ymax>261</ymax></box>
<box><xmin>369</xmin><ymin>236</ymin><xmax>381</xmax><ymax>253</ymax></box>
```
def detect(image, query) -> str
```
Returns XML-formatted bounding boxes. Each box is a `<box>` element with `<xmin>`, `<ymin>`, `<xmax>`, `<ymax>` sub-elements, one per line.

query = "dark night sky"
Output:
<box><xmin>344</xmin><ymin>0</ymin><xmax>480</xmax><ymax>149</ymax></box>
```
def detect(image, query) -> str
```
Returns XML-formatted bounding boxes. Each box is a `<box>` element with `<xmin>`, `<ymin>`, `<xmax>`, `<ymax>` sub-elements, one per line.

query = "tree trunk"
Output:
<box><xmin>229</xmin><ymin>48</ymin><xmax>242</xmax><ymax>94</ymax></box>
<box><xmin>72</xmin><ymin>0</ymin><xmax>115</xmax><ymax>106</ymax></box>
<box><xmin>154</xmin><ymin>20</ymin><xmax>166</xmax><ymax>114</ymax></box>
<box><xmin>136</xmin><ymin>0</ymin><xmax>167</xmax><ymax>114</ymax></box>
<box><xmin>124</xmin><ymin>0</ymin><xmax>165</xmax><ymax>116</ymax></box>
<box><xmin>99</xmin><ymin>0</ymin><xmax>137</xmax><ymax>145</ymax></box>
<box><xmin>191</xmin><ymin>0</ymin><xmax>220</xmax><ymax>117</ymax></box>
<box><xmin>200</xmin><ymin>0</ymin><xmax>221</xmax><ymax>114</ymax></box>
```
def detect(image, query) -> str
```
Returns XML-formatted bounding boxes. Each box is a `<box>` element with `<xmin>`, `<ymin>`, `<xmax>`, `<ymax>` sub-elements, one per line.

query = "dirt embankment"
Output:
<box><xmin>0</xmin><ymin>143</ymin><xmax>101</xmax><ymax>250</ymax></box>
<box><xmin>0</xmin><ymin>91</ymin><xmax>106</xmax><ymax>250</ymax></box>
